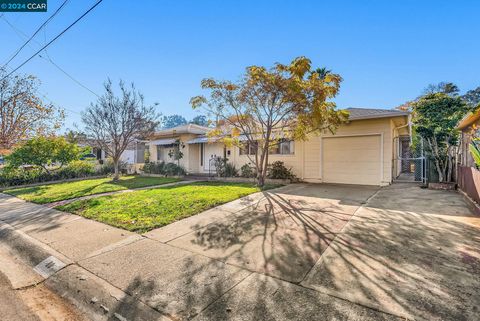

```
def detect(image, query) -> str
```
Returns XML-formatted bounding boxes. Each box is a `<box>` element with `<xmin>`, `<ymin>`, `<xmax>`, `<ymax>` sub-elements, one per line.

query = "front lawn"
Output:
<box><xmin>57</xmin><ymin>182</ymin><xmax>276</xmax><ymax>232</ymax></box>
<box><xmin>5</xmin><ymin>176</ymin><xmax>180</xmax><ymax>204</ymax></box>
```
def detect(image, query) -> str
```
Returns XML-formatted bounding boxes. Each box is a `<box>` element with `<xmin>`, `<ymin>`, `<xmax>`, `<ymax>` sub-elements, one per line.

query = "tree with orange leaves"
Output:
<box><xmin>0</xmin><ymin>69</ymin><xmax>64</xmax><ymax>150</ymax></box>
<box><xmin>191</xmin><ymin>57</ymin><xmax>348</xmax><ymax>186</ymax></box>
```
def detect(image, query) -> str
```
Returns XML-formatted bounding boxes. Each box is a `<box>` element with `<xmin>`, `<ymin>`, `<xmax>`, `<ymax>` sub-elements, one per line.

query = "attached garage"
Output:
<box><xmin>322</xmin><ymin>134</ymin><xmax>382</xmax><ymax>185</ymax></box>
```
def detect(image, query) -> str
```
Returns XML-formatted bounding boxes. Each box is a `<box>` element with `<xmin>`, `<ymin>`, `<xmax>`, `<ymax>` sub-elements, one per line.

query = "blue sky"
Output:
<box><xmin>1</xmin><ymin>0</ymin><xmax>479</xmax><ymax>131</ymax></box>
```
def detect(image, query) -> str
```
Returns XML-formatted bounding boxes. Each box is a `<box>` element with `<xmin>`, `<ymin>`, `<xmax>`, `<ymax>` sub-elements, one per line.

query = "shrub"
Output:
<box><xmin>213</xmin><ymin>157</ymin><xmax>238</xmax><ymax>177</ymax></box>
<box><xmin>267</xmin><ymin>161</ymin><xmax>295</xmax><ymax>180</ymax></box>
<box><xmin>64</xmin><ymin>160</ymin><xmax>96</xmax><ymax>176</ymax></box>
<box><xmin>470</xmin><ymin>140</ymin><xmax>480</xmax><ymax>169</ymax></box>
<box><xmin>0</xmin><ymin>160</ymin><xmax>99</xmax><ymax>187</ymax></box>
<box><xmin>225</xmin><ymin>163</ymin><xmax>239</xmax><ymax>177</ymax></box>
<box><xmin>240</xmin><ymin>163</ymin><xmax>256</xmax><ymax>178</ymax></box>
<box><xmin>6</xmin><ymin>136</ymin><xmax>84</xmax><ymax>173</ymax></box>
<box><xmin>97</xmin><ymin>159</ymin><xmax>127</xmax><ymax>175</ymax></box>
<box><xmin>141</xmin><ymin>161</ymin><xmax>164</xmax><ymax>174</ymax></box>
<box><xmin>164</xmin><ymin>162</ymin><xmax>186</xmax><ymax>176</ymax></box>
<box><xmin>140</xmin><ymin>161</ymin><xmax>185</xmax><ymax>176</ymax></box>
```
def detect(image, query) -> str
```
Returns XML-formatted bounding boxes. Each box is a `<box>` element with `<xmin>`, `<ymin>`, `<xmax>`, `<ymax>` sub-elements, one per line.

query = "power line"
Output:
<box><xmin>0</xmin><ymin>0</ymin><xmax>103</xmax><ymax>82</ymax></box>
<box><xmin>42</xmin><ymin>56</ymin><xmax>99</xmax><ymax>97</ymax></box>
<box><xmin>2</xmin><ymin>0</ymin><xmax>70</xmax><ymax>68</ymax></box>
<box><xmin>1</xmin><ymin>15</ymin><xmax>99</xmax><ymax>97</ymax></box>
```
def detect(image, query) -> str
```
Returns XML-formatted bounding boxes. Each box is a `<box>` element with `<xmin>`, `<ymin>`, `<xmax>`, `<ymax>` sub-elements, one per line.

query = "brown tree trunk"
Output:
<box><xmin>256</xmin><ymin>149</ymin><xmax>267</xmax><ymax>187</ymax></box>
<box><xmin>427</xmin><ymin>138</ymin><xmax>445</xmax><ymax>182</ymax></box>
<box><xmin>113</xmin><ymin>158</ymin><xmax>120</xmax><ymax>181</ymax></box>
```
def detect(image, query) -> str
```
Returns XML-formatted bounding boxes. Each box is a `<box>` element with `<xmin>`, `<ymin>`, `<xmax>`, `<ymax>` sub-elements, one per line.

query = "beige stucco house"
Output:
<box><xmin>146</xmin><ymin>108</ymin><xmax>410</xmax><ymax>186</ymax></box>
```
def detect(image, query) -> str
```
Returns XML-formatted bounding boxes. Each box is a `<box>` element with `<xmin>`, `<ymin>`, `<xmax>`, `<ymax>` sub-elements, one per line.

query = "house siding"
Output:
<box><xmin>146</xmin><ymin>116</ymin><xmax>408</xmax><ymax>186</ymax></box>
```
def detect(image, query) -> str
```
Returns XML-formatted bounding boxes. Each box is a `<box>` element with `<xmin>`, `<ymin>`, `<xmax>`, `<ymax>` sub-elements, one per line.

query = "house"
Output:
<box><xmin>456</xmin><ymin>108</ymin><xmax>480</xmax><ymax>211</ymax></box>
<box><xmin>457</xmin><ymin>109</ymin><xmax>480</xmax><ymax>168</ymax></box>
<box><xmin>145</xmin><ymin>108</ymin><xmax>410</xmax><ymax>186</ymax></box>
<box><xmin>78</xmin><ymin>139</ymin><xmax>147</xmax><ymax>165</ymax></box>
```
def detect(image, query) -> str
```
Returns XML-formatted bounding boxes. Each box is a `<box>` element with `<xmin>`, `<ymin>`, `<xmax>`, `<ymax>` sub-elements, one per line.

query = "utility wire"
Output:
<box><xmin>0</xmin><ymin>0</ymin><xmax>103</xmax><ymax>82</ymax></box>
<box><xmin>1</xmin><ymin>15</ymin><xmax>99</xmax><ymax>97</ymax></box>
<box><xmin>42</xmin><ymin>56</ymin><xmax>99</xmax><ymax>97</ymax></box>
<box><xmin>2</xmin><ymin>0</ymin><xmax>70</xmax><ymax>68</ymax></box>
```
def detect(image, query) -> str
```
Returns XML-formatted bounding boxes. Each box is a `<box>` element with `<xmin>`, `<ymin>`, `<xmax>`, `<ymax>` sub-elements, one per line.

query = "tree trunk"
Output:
<box><xmin>256</xmin><ymin>151</ymin><xmax>267</xmax><ymax>187</ymax></box>
<box><xmin>257</xmin><ymin>171</ymin><xmax>265</xmax><ymax>187</ymax></box>
<box><xmin>256</xmin><ymin>165</ymin><xmax>265</xmax><ymax>187</ymax></box>
<box><xmin>427</xmin><ymin>137</ymin><xmax>445</xmax><ymax>182</ymax></box>
<box><xmin>113</xmin><ymin>158</ymin><xmax>120</xmax><ymax>181</ymax></box>
<box><xmin>446</xmin><ymin>146</ymin><xmax>453</xmax><ymax>183</ymax></box>
<box><xmin>262</xmin><ymin>144</ymin><xmax>270</xmax><ymax>187</ymax></box>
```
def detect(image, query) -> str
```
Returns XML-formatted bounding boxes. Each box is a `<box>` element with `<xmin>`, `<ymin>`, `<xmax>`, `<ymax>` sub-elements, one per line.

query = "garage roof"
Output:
<box><xmin>346</xmin><ymin>108</ymin><xmax>409</xmax><ymax>121</ymax></box>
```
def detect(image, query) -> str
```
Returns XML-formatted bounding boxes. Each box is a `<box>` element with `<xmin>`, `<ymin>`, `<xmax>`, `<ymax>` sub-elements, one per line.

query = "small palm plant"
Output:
<box><xmin>469</xmin><ymin>139</ymin><xmax>480</xmax><ymax>169</ymax></box>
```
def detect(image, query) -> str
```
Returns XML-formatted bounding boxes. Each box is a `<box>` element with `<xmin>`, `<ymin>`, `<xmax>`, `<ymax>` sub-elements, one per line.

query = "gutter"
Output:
<box><xmin>392</xmin><ymin>114</ymin><xmax>411</xmax><ymax>140</ymax></box>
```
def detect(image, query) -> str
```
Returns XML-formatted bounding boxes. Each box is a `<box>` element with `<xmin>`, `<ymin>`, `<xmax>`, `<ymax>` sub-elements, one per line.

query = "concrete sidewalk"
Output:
<box><xmin>1</xmin><ymin>183</ymin><xmax>479</xmax><ymax>320</ymax></box>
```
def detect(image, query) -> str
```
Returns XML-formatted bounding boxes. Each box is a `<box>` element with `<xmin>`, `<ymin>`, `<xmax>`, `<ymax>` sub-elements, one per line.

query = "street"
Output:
<box><xmin>0</xmin><ymin>270</ymin><xmax>87</xmax><ymax>321</ymax></box>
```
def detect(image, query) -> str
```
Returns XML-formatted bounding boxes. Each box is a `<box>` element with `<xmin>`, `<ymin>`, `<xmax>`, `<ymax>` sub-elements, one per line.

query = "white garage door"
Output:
<box><xmin>322</xmin><ymin>135</ymin><xmax>382</xmax><ymax>185</ymax></box>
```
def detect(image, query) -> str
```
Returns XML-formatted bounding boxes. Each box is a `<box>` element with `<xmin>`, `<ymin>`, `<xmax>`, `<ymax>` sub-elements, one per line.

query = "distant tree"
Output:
<box><xmin>0</xmin><ymin>69</ymin><xmax>64</xmax><ymax>150</ymax></box>
<box><xmin>312</xmin><ymin>67</ymin><xmax>332</xmax><ymax>80</ymax></box>
<box><xmin>162</xmin><ymin>114</ymin><xmax>187</xmax><ymax>129</ymax></box>
<box><xmin>190</xmin><ymin>115</ymin><xmax>209</xmax><ymax>126</ymax></box>
<box><xmin>423</xmin><ymin>82</ymin><xmax>459</xmax><ymax>97</ymax></box>
<box><xmin>396</xmin><ymin>82</ymin><xmax>462</xmax><ymax>112</ymax></box>
<box><xmin>412</xmin><ymin>93</ymin><xmax>473</xmax><ymax>183</ymax></box>
<box><xmin>463</xmin><ymin>86</ymin><xmax>480</xmax><ymax>107</ymax></box>
<box><xmin>82</xmin><ymin>80</ymin><xmax>159</xmax><ymax>180</ymax></box>
<box><xmin>64</xmin><ymin>129</ymin><xmax>87</xmax><ymax>144</ymax></box>
<box><xmin>191</xmin><ymin>56</ymin><xmax>348</xmax><ymax>186</ymax></box>
<box><xmin>6</xmin><ymin>136</ymin><xmax>82</xmax><ymax>173</ymax></box>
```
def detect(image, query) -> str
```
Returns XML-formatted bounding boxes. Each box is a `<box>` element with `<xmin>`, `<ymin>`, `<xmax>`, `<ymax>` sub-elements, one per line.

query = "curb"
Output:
<box><xmin>0</xmin><ymin>221</ymin><xmax>171</xmax><ymax>321</ymax></box>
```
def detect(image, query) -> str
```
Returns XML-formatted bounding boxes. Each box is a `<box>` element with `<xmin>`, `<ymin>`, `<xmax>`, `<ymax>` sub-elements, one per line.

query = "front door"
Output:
<box><xmin>203</xmin><ymin>144</ymin><xmax>220</xmax><ymax>171</ymax></box>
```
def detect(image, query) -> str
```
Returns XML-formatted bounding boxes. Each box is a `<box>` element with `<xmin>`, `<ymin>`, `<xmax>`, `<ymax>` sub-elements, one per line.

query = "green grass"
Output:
<box><xmin>57</xmin><ymin>182</ymin><xmax>278</xmax><ymax>233</ymax></box>
<box><xmin>5</xmin><ymin>176</ymin><xmax>181</xmax><ymax>204</ymax></box>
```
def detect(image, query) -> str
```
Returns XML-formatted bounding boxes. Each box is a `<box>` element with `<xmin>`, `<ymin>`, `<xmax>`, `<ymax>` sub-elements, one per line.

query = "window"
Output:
<box><xmin>156</xmin><ymin>145</ymin><xmax>162</xmax><ymax>161</ymax></box>
<box><xmin>270</xmin><ymin>139</ymin><xmax>294</xmax><ymax>155</ymax></box>
<box><xmin>200</xmin><ymin>143</ymin><xmax>204</xmax><ymax>166</ymax></box>
<box><xmin>240</xmin><ymin>140</ymin><xmax>294</xmax><ymax>155</ymax></box>
<box><xmin>240</xmin><ymin>141</ymin><xmax>258</xmax><ymax>155</ymax></box>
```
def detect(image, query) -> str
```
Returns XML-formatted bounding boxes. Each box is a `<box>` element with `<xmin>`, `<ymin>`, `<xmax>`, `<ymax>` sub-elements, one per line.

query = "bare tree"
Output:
<box><xmin>0</xmin><ymin>69</ymin><xmax>64</xmax><ymax>150</ymax></box>
<box><xmin>82</xmin><ymin>79</ymin><xmax>159</xmax><ymax>180</ymax></box>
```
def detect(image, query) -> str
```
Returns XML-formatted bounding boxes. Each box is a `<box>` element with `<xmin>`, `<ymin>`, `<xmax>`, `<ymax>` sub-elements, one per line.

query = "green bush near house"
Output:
<box><xmin>96</xmin><ymin>159</ymin><xmax>129</xmax><ymax>175</ymax></box>
<box><xmin>213</xmin><ymin>157</ymin><xmax>238</xmax><ymax>177</ymax></box>
<box><xmin>4</xmin><ymin>176</ymin><xmax>180</xmax><ymax>204</ymax></box>
<box><xmin>0</xmin><ymin>160</ymin><xmax>99</xmax><ymax>188</ymax></box>
<box><xmin>57</xmin><ymin>181</ymin><xmax>278</xmax><ymax>232</ymax></box>
<box><xmin>141</xmin><ymin>161</ymin><xmax>185</xmax><ymax>176</ymax></box>
<box><xmin>267</xmin><ymin>161</ymin><xmax>296</xmax><ymax>180</ymax></box>
<box><xmin>240</xmin><ymin>163</ymin><xmax>256</xmax><ymax>178</ymax></box>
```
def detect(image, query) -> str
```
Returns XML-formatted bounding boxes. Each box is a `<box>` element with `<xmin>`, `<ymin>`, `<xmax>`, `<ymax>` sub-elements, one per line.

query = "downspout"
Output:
<box><xmin>392</xmin><ymin>115</ymin><xmax>411</xmax><ymax>180</ymax></box>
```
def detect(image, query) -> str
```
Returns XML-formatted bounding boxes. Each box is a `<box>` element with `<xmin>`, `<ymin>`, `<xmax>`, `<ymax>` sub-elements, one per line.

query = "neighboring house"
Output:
<box><xmin>146</xmin><ymin>108</ymin><xmax>410</xmax><ymax>186</ymax></box>
<box><xmin>78</xmin><ymin>139</ymin><xmax>146</xmax><ymax>165</ymax></box>
<box><xmin>457</xmin><ymin>109</ymin><xmax>480</xmax><ymax>168</ymax></box>
<box><xmin>456</xmin><ymin>108</ymin><xmax>480</xmax><ymax>210</ymax></box>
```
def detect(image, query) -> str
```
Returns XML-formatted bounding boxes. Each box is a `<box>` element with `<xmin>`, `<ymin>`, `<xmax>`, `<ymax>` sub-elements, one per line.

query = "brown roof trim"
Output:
<box><xmin>457</xmin><ymin>108</ymin><xmax>480</xmax><ymax>130</ymax></box>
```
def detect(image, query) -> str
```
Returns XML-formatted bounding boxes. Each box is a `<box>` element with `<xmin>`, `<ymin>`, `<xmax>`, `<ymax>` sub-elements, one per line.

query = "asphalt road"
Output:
<box><xmin>0</xmin><ymin>271</ymin><xmax>40</xmax><ymax>321</ymax></box>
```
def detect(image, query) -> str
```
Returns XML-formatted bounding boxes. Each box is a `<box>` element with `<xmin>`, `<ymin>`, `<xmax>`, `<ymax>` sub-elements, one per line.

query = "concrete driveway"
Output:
<box><xmin>2</xmin><ymin>182</ymin><xmax>480</xmax><ymax>320</ymax></box>
<box><xmin>154</xmin><ymin>183</ymin><xmax>379</xmax><ymax>283</ymax></box>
